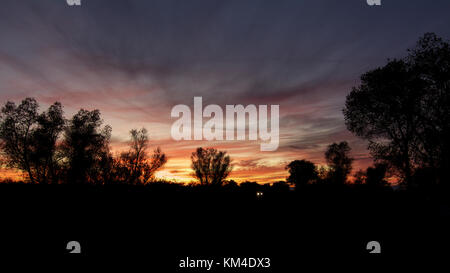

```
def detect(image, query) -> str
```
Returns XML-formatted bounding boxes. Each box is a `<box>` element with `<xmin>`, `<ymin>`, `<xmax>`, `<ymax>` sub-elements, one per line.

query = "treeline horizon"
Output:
<box><xmin>1</xmin><ymin>33</ymin><xmax>449</xmax><ymax>193</ymax></box>
<box><xmin>0</xmin><ymin>97</ymin><xmax>397</xmax><ymax>189</ymax></box>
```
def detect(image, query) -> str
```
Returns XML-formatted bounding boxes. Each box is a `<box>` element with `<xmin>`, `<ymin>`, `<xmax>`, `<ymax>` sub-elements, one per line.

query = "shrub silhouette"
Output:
<box><xmin>365</xmin><ymin>163</ymin><xmax>388</xmax><ymax>187</ymax></box>
<box><xmin>286</xmin><ymin>159</ymin><xmax>318</xmax><ymax>187</ymax></box>
<box><xmin>112</xmin><ymin>128</ymin><xmax>167</xmax><ymax>185</ymax></box>
<box><xmin>271</xmin><ymin>181</ymin><xmax>290</xmax><ymax>192</ymax></box>
<box><xmin>352</xmin><ymin>163</ymin><xmax>388</xmax><ymax>187</ymax></box>
<box><xmin>191</xmin><ymin>147</ymin><xmax>232</xmax><ymax>186</ymax></box>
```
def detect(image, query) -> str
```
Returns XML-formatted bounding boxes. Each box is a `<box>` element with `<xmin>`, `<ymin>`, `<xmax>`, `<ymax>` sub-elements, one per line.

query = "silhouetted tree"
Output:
<box><xmin>352</xmin><ymin>163</ymin><xmax>388</xmax><ymax>187</ymax></box>
<box><xmin>61</xmin><ymin>109</ymin><xmax>111</xmax><ymax>184</ymax></box>
<box><xmin>366</xmin><ymin>163</ymin><xmax>388</xmax><ymax>187</ymax></box>
<box><xmin>344</xmin><ymin>33</ymin><xmax>450</xmax><ymax>186</ymax></box>
<box><xmin>239</xmin><ymin>181</ymin><xmax>261</xmax><ymax>192</ymax></box>
<box><xmin>0</xmin><ymin>98</ymin><xmax>64</xmax><ymax>183</ymax></box>
<box><xmin>223</xmin><ymin>179</ymin><xmax>238</xmax><ymax>189</ymax></box>
<box><xmin>191</xmin><ymin>147</ymin><xmax>232</xmax><ymax>186</ymax></box>
<box><xmin>286</xmin><ymin>160</ymin><xmax>318</xmax><ymax>187</ymax></box>
<box><xmin>324</xmin><ymin>141</ymin><xmax>353</xmax><ymax>184</ymax></box>
<box><xmin>271</xmin><ymin>181</ymin><xmax>290</xmax><ymax>191</ymax></box>
<box><xmin>113</xmin><ymin>128</ymin><xmax>167</xmax><ymax>184</ymax></box>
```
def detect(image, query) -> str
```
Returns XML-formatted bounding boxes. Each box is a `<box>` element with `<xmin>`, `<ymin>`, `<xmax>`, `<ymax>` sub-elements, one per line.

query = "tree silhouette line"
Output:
<box><xmin>0</xmin><ymin>97</ymin><xmax>234</xmax><ymax>186</ymax></box>
<box><xmin>287</xmin><ymin>33</ymin><xmax>450</xmax><ymax>192</ymax></box>
<box><xmin>0</xmin><ymin>33</ymin><xmax>449</xmax><ymax>192</ymax></box>
<box><xmin>0</xmin><ymin>100</ymin><xmax>168</xmax><ymax>185</ymax></box>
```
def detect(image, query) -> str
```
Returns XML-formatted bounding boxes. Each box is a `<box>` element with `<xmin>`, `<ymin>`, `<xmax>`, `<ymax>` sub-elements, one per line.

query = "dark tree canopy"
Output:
<box><xmin>62</xmin><ymin>109</ymin><xmax>111</xmax><ymax>184</ymax></box>
<box><xmin>191</xmin><ymin>147</ymin><xmax>232</xmax><ymax>186</ymax></box>
<box><xmin>344</xmin><ymin>33</ymin><xmax>450</xmax><ymax>186</ymax></box>
<box><xmin>0</xmin><ymin>98</ymin><xmax>64</xmax><ymax>183</ymax></box>
<box><xmin>365</xmin><ymin>163</ymin><xmax>388</xmax><ymax>187</ymax></box>
<box><xmin>353</xmin><ymin>163</ymin><xmax>388</xmax><ymax>187</ymax></box>
<box><xmin>286</xmin><ymin>159</ymin><xmax>318</xmax><ymax>187</ymax></box>
<box><xmin>324</xmin><ymin>141</ymin><xmax>354</xmax><ymax>184</ymax></box>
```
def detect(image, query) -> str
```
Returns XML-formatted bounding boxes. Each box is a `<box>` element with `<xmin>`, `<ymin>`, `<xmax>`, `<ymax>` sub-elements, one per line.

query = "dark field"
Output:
<box><xmin>1</xmin><ymin>183</ymin><xmax>448</xmax><ymax>270</ymax></box>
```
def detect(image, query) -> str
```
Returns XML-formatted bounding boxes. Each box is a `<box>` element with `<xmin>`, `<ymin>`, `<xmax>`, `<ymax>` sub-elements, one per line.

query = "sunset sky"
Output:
<box><xmin>1</xmin><ymin>0</ymin><xmax>450</xmax><ymax>183</ymax></box>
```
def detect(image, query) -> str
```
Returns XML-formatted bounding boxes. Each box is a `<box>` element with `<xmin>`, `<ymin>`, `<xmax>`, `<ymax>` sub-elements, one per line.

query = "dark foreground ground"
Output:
<box><xmin>0</xmin><ymin>183</ymin><xmax>449</xmax><ymax>270</ymax></box>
